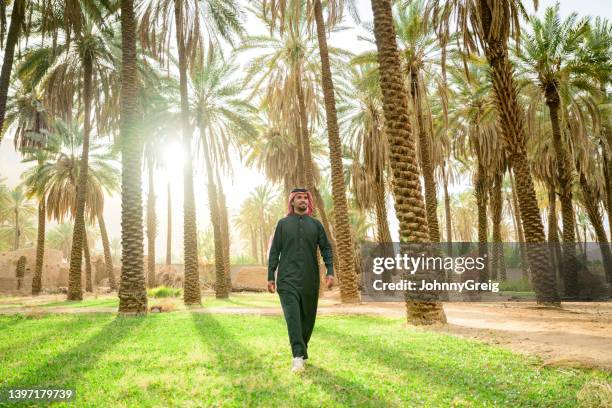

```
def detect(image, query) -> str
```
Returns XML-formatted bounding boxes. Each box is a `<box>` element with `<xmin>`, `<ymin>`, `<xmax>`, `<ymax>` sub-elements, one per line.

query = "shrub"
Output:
<box><xmin>147</xmin><ymin>286</ymin><xmax>182</xmax><ymax>298</ymax></box>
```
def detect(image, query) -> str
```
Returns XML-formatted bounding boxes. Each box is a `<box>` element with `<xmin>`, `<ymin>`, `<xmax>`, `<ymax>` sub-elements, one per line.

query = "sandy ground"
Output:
<box><xmin>1</xmin><ymin>290</ymin><xmax>611</xmax><ymax>372</ymax></box>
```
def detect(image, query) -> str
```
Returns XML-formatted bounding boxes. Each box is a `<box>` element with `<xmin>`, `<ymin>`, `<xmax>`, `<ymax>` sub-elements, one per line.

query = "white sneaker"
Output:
<box><xmin>291</xmin><ymin>356</ymin><xmax>305</xmax><ymax>373</ymax></box>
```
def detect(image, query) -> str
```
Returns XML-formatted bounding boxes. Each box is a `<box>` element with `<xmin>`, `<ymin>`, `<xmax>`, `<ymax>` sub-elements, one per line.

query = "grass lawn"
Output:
<box><xmin>0</xmin><ymin>311</ymin><xmax>609</xmax><ymax>407</ymax></box>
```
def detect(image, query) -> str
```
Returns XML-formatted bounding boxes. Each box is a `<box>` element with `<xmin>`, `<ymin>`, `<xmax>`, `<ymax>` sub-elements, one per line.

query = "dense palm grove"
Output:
<box><xmin>0</xmin><ymin>0</ymin><xmax>610</xmax><ymax>323</ymax></box>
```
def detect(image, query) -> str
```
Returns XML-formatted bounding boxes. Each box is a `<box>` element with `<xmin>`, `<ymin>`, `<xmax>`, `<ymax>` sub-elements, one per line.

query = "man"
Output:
<box><xmin>267</xmin><ymin>188</ymin><xmax>334</xmax><ymax>373</ymax></box>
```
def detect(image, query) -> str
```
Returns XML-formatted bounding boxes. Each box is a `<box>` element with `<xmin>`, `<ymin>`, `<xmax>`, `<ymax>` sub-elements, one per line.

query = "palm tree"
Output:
<box><xmin>189</xmin><ymin>46</ymin><xmax>256</xmax><ymax>298</ymax></box>
<box><xmin>369</xmin><ymin>0</ymin><xmax>446</xmax><ymax>324</ymax></box>
<box><xmin>341</xmin><ymin>63</ymin><xmax>392</xmax><ymax>244</ymax></box>
<box><xmin>140</xmin><ymin>78</ymin><xmax>181</xmax><ymax>289</ymax></box>
<box><xmin>119</xmin><ymin>0</ymin><xmax>147</xmax><ymax>314</ymax></box>
<box><xmin>60</xmin><ymin>4</ymin><xmax>118</xmax><ymax>300</ymax></box>
<box><xmin>12</xmin><ymin>1</ymin><xmax>120</xmax><ymax>300</ymax></box>
<box><xmin>166</xmin><ymin>182</ymin><xmax>172</xmax><ymax>265</ymax></box>
<box><xmin>22</xmin><ymin>120</ymin><xmax>120</xmax><ymax>294</ymax></box>
<box><xmin>3</xmin><ymin>85</ymin><xmax>49</xmax><ymax>295</ymax></box>
<box><xmin>517</xmin><ymin>5</ymin><xmax>594</xmax><ymax>296</ymax></box>
<box><xmin>46</xmin><ymin>223</ymin><xmax>73</xmax><ymax>258</ymax></box>
<box><xmin>139</xmin><ymin>0</ymin><xmax>244</xmax><ymax>305</ymax></box>
<box><xmin>582</xmin><ymin>18</ymin><xmax>612</xmax><ymax>243</ymax></box>
<box><xmin>426</xmin><ymin>0</ymin><xmax>560</xmax><ymax>305</ymax></box>
<box><xmin>396</xmin><ymin>0</ymin><xmax>443</xmax><ymax>243</ymax></box>
<box><xmin>0</xmin><ymin>186</ymin><xmax>36</xmax><ymax>250</ymax></box>
<box><xmin>0</xmin><ymin>0</ymin><xmax>25</xmax><ymax>143</ymax></box>
<box><xmin>448</xmin><ymin>57</ymin><xmax>506</xmax><ymax>282</ymax></box>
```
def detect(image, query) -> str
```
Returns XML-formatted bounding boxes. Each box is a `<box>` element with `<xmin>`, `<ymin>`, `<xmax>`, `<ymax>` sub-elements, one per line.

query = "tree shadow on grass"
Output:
<box><xmin>189</xmin><ymin>312</ymin><xmax>398</xmax><ymax>407</ymax></box>
<box><xmin>316</xmin><ymin>324</ymin><xmax>570</xmax><ymax>406</ymax></box>
<box><xmin>2</xmin><ymin>315</ymin><xmax>146</xmax><ymax>393</ymax></box>
<box><xmin>302</xmin><ymin>363</ymin><xmax>403</xmax><ymax>407</ymax></box>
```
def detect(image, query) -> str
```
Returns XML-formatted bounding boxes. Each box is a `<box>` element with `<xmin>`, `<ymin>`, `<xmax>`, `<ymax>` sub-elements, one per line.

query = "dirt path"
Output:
<box><xmin>1</xmin><ymin>291</ymin><xmax>611</xmax><ymax>371</ymax></box>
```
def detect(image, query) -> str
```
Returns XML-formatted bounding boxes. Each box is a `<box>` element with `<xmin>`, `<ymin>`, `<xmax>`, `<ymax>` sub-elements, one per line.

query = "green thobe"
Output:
<box><xmin>268</xmin><ymin>213</ymin><xmax>333</xmax><ymax>359</ymax></box>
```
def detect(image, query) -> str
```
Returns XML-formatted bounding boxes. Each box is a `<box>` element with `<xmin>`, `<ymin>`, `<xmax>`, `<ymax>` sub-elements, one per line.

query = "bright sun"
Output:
<box><xmin>163</xmin><ymin>142</ymin><xmax>185</xmax><ymax>177</ymax></box>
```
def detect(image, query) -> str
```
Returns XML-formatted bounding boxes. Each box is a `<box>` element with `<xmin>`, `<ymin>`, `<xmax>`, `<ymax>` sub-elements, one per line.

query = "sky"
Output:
<box><xmin>1</xmin><ymin>0</ymin><xmax>610</xmax><ymax>259</ymax></box>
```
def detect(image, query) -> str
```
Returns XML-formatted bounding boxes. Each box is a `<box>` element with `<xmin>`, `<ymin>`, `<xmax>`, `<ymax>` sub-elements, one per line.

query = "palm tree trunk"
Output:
<box><xmin>249</xmin><ymin>226</ymin><xmax>257</xmax><ymax>263</ymax></box>
<box><xmin>166</xmin><ymin>182</ymin><xmax>172</xmax><ymax>265</ymax></box>
<box><xmin>201</xmin><ymin>127</ymin><xmax>227</xmax><ymax>299</ymax></box>
<box><xmin>475</xmin><ymin>160</ymin><xmax>489</xmax><ymax>282</ymax></box>
<box><xmin>509</xmin><ymin>172</ymin><xmax>529</xmax><ymax>280</ymax></box>
<box><xmin>147</xmin><ymin>157</ymin><xmax>156</xmax><ymax>288</ymax></box>
<box><xmin>97</xmin><ymin>208</ymin><xmax>116</xmax><ymax>291</ymax></box>
<box><xmin>174</xmin><ymin>0</ymin><xmax>201</xmax><ymax>305</ymax></box>
<box><xmin>547</xmin><ymin>183</ymin><xmax>562</xmax><ymax>282</ymax></box>
<box><xmin>442</xmin><ymin>166</ymin><xmax>452</xmax><ymax>257</ymax></box>
<box><xmin>32</xmin><ymin>199</ymin><xmax>45</xmax><ymax>295</ymax></box>
<box><xmin>296</xmin><ymin>77</ymin><xmax>340</xmax><ymax>289</ymax></box>
<box><xmin>410</xmin><ymin>72</ymin><xmax>440</xmax><ymax>242</ymax></box>
<box><xmin>217</xmin><ymin>174</ymin><xmax>232</xmax><ymax>293</ymax></box>
<box><xmin>294</xmin><ymin>116</ymin><xmax>307</xmax><ymax>188</ymax></box>
<box><xmin>374</xmin><ymin>182</ymin><xmax>392</xmax><ymax>243</ymax></box>
<box><xmin>13</xmin><ymin>208</ymin><xmax>19</xmax><ymax>250</ymax></box>
<box><xmin>370</xmin><ymin>0</ymin><xmax>446</xmax><ymax>324</ymax></box>
<box><xmin>260</xmin><ymin>216</ymin><xmax>267</xmax><ymax>267</ymax></box>
<box><xmin>490</xmin><ymin>173</ymin><xmax>506</xmax><ymax>281</ymax></box>
<box><xmin>67</xmin><ymin>49</ymin><xmax>94</xmax><ymax>301</ymax></box>
<box><xmin>313</xmin><ymin>0</ymin><xmax>359</xmax><ymax>303</ymax></box>
<box><xmin>118</xmin><ymin>0</ymin><xmax>147</xmax><ymax>314</ymax></box>
<box><xmin>0</xmin><ymin>0</ymin><xmax>24</xmax><ymax>144</ymax></box>
<box><xmin>478</xmin><ymin>1</ymin><xmax>559</xmax><ymax>305</ymax></box>
<box><xmin>578</xmin><ymin>171</ymin><xmax>612</xmax><ymax>283</ymax></box>
<box><xmin>83</xmin><ymin>229</ymin><xmax>93</xmax><ymax>293</ymax></box>
<box><xmin>545</xmin><ymin>88</ymin><xmax>578</xmax><ymax>297</ymax></box>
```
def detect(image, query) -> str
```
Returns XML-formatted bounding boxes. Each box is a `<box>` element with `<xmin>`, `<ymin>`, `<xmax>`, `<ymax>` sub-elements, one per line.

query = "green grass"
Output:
<box><xmin>34</xmin><ymin>298</ymin><xmax>120</xmax><ymax>309</ymax></box>
<box><xmin>0</xmin><ymin>312</ymin><xmax>608</xmax><ymax>407</ymax></box>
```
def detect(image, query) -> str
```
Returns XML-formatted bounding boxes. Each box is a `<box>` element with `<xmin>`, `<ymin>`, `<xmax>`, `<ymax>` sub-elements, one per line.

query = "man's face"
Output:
<box><xmin>292</xmin><ymin>192</ymin><xmax>309</xmax><ymax>212</ymax></box>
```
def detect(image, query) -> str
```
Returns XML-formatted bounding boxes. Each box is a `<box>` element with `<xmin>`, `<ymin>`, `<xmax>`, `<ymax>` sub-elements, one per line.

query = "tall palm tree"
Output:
<box><xmin>3</xmin><ymin>85</ymin><xmax>49</xmax><ymax>295</ymax></box>
<box><xmin>139</xmin><ymin>0</ymin><xmax>243</xmax><ymax>305</ymax></box>
<box><xmin>340</xmin><ymin>63</ymin><xmax>392</xmax><ymax>244</ymax></box>
<box><xmin>190</xmin><ymin>47</ymin><xmax>256</xmax><ymax>298</ymax></box>
<box><xmin>140</xmin><ymin>77</ymin><xmax>180</xmax><ymax>289</ymax></box>
<box><xmin>448</xmin><ymin>57</ymin><xmax>506</xmax><ymax>281</ymax></box>
<box><xmin>0</xmin><ymin>0</ymin><xmax>25</xmax><ymax>143</ymax></box>
<box><xmin>13</xmin><ymin>2</ymin><xmax>120</xmax><ymax>300</ymax></box>
<box><xmin>517</xmin><ymin>5</ymin><xmax>594</xmax><ymax>296</ymax></box>
<box><xmin>64</xmin><ymin>4</ymin><xmax>118</xmax><ymax>300</ymax></box>
<box><xmin>369</xmin><ymin>0</ymin><xmax>446</xmax><ymax>324</ymax></box>
<box><xmin>396</xmin><ymin>0</ymin><xmax>443</xmax><ymax>242</ymax></box>
<box><xmin>581</xmin><ymin>18</ymin><xmax>612</xmax><ymax>243</ymax></box>
<box><xmin>22</xmin><ymin>120</ymin><xmax>120</xmax><ymax>293</ymax></box>
<box><xmin>119</xmin><ymin>0</ymin><xmax>147</xmax><ymax>314</ymax></box>
<box><xmin>426</xmin><ymin>0</ymin><xmax>560</xmax><ymax>305</ymax></box>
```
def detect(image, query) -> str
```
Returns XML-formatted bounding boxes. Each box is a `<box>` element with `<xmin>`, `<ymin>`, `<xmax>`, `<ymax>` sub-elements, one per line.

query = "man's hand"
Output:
<box><xmin>325</xmin><ymin>275</ymin><xmax>334</xmax><ymax>289</ymax></box>
<box><xmin>267</xmin><ymin>280</ymin><xmax>276</xmax><ymax>293</ymax></box>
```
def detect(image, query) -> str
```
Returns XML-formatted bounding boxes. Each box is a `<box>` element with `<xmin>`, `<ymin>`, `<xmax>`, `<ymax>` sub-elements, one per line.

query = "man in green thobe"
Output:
<box><xmin>267</xmin><ymin>188</ymin><xmax>334</xmax><ymax>373</ymax></box>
